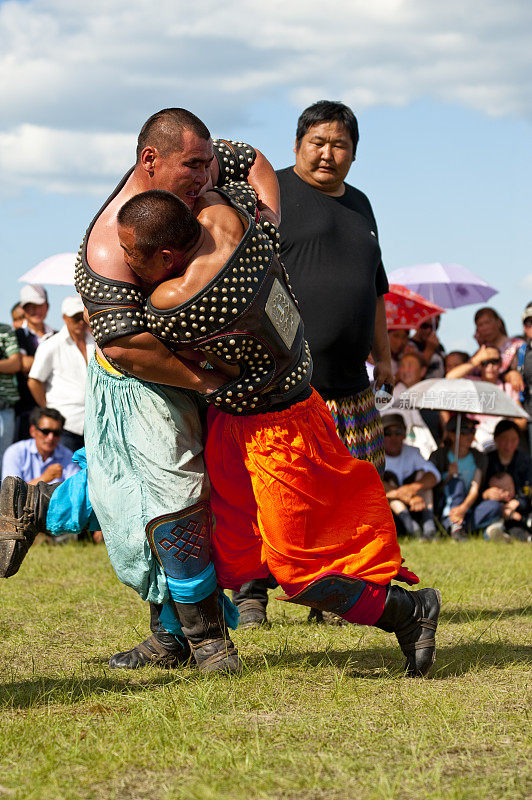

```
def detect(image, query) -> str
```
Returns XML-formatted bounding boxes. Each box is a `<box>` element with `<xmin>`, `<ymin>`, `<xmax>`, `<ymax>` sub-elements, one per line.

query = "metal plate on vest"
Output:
<box><xmin>265</xmin><ymin>278</ymin><xmax>300</xmax><ymax>349</ymax></box>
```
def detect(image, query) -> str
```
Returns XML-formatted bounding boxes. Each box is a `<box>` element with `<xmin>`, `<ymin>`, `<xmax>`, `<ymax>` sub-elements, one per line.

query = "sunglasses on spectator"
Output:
<box><xmin>384</xmin><ymin>428</ymin><xmax>405</xmax><ymax>437</ymax></box>
<box><xmin>524</xmin><ymin>318</ymin><xmax>532</xmax><ymax>327</ymax></box>
<box><xmin>69</xmin><ymin>313</ymin><xmax>85</xmax><ymax>323</ymax></box>
<box><xmin>36</xmin><ymin>427</ymin><xmax>62</xmax><ymax>437</ymax></box>
<box><xmin>461</xmin><ymin>427</ymin><xmax>476</xmax><ymax>434</ymax></box>
<box><xmin>480</xmin><ymin>358</ymin><xmax>501</xmax><ymax>366</ymax></box>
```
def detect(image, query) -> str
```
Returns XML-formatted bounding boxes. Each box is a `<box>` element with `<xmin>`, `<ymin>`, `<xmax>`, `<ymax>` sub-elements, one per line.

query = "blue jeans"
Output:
<box><xmin>441</xmin><ymin>477</ymin><xmax>501</xmax><ymax>531</ymax></box>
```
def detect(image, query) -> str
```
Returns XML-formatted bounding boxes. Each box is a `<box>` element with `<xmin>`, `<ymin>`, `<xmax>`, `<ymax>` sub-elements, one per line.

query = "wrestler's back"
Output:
<box><xmin>150</xmin><ymin>193</ymin><xmax>245</xmax><ymax>310</ymax></box>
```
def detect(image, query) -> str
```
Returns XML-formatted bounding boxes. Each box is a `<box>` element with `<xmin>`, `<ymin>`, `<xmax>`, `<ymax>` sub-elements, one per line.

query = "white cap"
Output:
<box><xmin>61</xmin><ymin>296</ymin><xmax>84</xmax><ymax>317</ymax></box>
<box><xmin>20</xmin><ymin>284</ymin><xmax>48</xmax><ymax>307</ymax></box>
<box><xmin>522</xmin><ymin>303</ymin><xmax>532</xmax><ymax>323</ymax></box>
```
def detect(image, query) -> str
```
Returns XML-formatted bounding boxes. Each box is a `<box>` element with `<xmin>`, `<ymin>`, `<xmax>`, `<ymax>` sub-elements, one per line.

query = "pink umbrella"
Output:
<box><xmin>389</xmin><ymin>263</ymin><xmax>497</xmax><ymax>309</ymax></box>
<box><xmin>385</xmin><ymin>284</ymin><xmax>445</xmax><ymax>330</ymax></box>
<box><xmin>19</xmin><ymin>253</ymin><xmax>77</xmax><ymax>286</ymax></box>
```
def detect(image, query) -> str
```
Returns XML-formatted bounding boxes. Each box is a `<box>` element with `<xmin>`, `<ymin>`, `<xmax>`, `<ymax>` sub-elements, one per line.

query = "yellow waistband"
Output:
<box><xmin>95</xmin><ymin>351</ymin><xmax>124</xmax><ymax>377</ymax></box>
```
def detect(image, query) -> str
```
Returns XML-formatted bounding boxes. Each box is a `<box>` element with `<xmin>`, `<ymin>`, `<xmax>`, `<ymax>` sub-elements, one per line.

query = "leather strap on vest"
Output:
<box><xmin>213</xmin><ymin>139</ymin><xmax>256</xmax><ymax>185</ymax></box>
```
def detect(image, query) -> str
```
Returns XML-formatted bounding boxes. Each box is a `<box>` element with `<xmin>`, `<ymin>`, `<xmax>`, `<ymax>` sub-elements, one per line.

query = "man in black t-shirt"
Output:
<box><xmin>277</xmin><ymin>100</ymin><xmax>392</xmax><ymax>471</ymax></box>
<box><xmin>235</xmin><ymin>101</ymin><xmax>395</xmax><ymax>628</ymax></box>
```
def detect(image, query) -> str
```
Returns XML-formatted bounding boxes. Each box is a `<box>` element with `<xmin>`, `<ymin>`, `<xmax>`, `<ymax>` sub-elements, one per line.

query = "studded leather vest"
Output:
<box><xmin>144</xmin><ymin>186</ymin><xmax>312</xmax><ymax>415</ymax></box>
<box><xmin>75</xmin><ymin>140</ymin><xmax>260</xmax><ymax>350</ymax></box>
<box><xmin>75</xmin><ymin>168</ymin><xmax>148</xmax><ymax>349</ymax></box>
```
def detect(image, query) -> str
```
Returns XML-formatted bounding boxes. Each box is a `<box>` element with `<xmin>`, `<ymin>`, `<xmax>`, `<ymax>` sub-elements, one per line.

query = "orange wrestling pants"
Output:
<box><xmin>205</xmin><ymin>389</ymin><xmax>401</xmax><ymax>598</ymax></box>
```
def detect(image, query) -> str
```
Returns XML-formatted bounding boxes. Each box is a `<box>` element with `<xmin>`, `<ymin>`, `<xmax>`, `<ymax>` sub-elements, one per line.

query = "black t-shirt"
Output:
<box><xmin>521</xmin><ymin>341</ymin><xmax>532</xmax><ymax>416</ymax></box>
<box><xmin>277</xmin><ymin>167</ymin><xmax>388</xmax><ymax>399</ymax></box>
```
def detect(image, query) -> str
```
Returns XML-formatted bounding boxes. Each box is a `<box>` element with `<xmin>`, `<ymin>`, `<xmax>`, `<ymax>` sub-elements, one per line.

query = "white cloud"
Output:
<box><xmin>520</xmin><ymin>274</ymin><xmax>532</xmax><ymax>291</ymax></box>
<box><xmin>0</xmin><ymin>125</ymin><xmax>136</xmax><ymax>194</ymax></box>
<box><xmin>1</xmin><ymin>0</ymin><xmax>531</xmax><ymax>191</ymax></box>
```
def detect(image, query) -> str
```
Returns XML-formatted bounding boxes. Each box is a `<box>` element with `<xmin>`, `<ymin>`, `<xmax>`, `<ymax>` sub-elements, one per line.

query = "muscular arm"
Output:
<box><xmin>248</xmin><ymin>149</ymin><xmax>281</xmax><ymax>227</ymax></box>
<box><xmin>210</xmin><ymin>144</ymin><xmax>280</xmax><ymax>227</ymax></box>
<box><xmin>371</xmin><ymin>296</ymin><xmax>393</xmax><ymax>389</ymax></box>
<box><xmin>103</xmin><ymin>333</ymin><xmax>226</xmax><ymax>393</ymax></box>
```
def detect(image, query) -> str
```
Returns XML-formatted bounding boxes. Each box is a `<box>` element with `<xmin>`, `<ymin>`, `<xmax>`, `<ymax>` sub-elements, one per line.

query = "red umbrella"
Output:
<box><xmin>385</xmin><ymin>284</ymin><xmax>445</xmax><ymax>330</ymax></box>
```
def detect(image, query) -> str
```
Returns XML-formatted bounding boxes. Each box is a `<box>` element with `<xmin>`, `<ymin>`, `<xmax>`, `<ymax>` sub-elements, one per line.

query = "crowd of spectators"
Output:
<box><xmin>381</xmin><ymin>303</ymin><xmax>532</xmax><ymax>542</ymax></box>
<box><xmin>1</xmin><ymin>284</ymin><xmax>97</xmax><ymax>542</ymax></box>
<box><xmin>0</xmin><ymin>284</ymin><xmax>530</xmax><ymax>546</ymax></box>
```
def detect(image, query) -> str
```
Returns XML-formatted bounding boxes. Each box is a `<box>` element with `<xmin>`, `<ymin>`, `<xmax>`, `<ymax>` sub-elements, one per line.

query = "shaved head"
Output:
<box><xmin>136</xmin><ymin>108</ymin><xmax>211</xmax><ymax>161</ymax></box>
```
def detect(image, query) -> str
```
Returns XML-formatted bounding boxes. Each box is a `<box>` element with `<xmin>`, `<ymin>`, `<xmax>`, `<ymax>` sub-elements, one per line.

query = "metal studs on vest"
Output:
<box><xmin>144</xmin><ymin>185</ymin><xmax>311</xmax><ymax>415</ymax></box>
<box><xmin>75</xmin><ymin>235</ymin><xmax>148</xmax><ymax>348</ymax></box>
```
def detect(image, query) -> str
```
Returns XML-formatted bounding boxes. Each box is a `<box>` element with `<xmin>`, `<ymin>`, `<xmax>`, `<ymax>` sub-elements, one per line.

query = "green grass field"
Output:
<box><xmin>1</xmin><ymin>537</ymin><xmax>530</xmax><ymax>800</ymax></box>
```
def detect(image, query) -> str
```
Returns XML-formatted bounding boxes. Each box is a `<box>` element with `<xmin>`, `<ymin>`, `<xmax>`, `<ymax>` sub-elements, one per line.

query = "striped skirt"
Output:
<box><xmin>325</xmin><ymin>386</ymin><xmax>385</xmax><ymax>475</ymax></box>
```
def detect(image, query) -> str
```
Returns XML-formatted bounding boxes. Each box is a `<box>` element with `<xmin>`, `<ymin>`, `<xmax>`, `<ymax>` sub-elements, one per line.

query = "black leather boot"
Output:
<box><xmin>307</xmin><ymin>608</ymin><xmax>347</xmax><ymax>626</ymax></box>
<box><xmin>173</xmin><ymin>590</ymin><xmax>241</xmax><ymax>674</ymax></box>
<box><xmin>108</xmin><ymin>602</ymin><xmax>191</xmax><ymax>669</ymax></box>
<box><xmin>375</xmin><ymin>585</ymin><xmax>442</xmax><ymax>677</ymax></box>
<box><xmin>0</xmin><ymin>477</ymin><xmax>56</xmax><ymax>578</ymax></box>
<box><xmin>232</xmin><ymin>579</ymin><xmax>270</xmax><ymax>629</ymax></box>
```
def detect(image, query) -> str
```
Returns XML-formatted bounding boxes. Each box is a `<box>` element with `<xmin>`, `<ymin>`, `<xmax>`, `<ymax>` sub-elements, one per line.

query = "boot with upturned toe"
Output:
<box><xmin>109</xmin><ymin>601</ymin><xmax>190</xmax><ymax>669</ymax></box>
<box><xmin>0</xmin><ymin>477</ymin><xmax>56</xmax><ymax>578</ymax></box>
<box><xmin>109</xmin><ymin>633</ymin><xmax>191</xmax><ymax>669</ymax></box>
<box><xmin>375</xmin><ymin>585</ymin><xmax>441</xmax><ymax>677</ymax></box>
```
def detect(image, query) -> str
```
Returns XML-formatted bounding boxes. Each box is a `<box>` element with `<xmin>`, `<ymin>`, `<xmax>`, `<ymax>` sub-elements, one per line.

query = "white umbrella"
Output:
<box><xmin>397</xmin><ymin>378</ymin><xmax>528</xmax><ymax>460</ymax></box>
<box><xmin>19</xmin><ymin>253</ymin><xmax>77</xmax><ymax>286</ymax></box>
<box><xmin>388</xmin><ymin>263</ymin><xmax>497</xmax><ymax>309</ymax></box>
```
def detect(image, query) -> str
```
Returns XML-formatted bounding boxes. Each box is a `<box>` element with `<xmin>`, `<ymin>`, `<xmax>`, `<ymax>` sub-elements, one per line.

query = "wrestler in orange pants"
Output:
<box><xmin>205</xmin><ymin>389</ymin><xmax>403</xmax><ymax>625</ymax></box>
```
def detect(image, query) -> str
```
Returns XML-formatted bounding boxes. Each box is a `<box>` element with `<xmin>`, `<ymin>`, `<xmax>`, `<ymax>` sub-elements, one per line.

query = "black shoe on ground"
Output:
<box><xmin>237</xmin><ymin>598</ymin><xmax>269</xmax><ymax>629</ymax></box>
<box><xmin>109</xmin><ymin>634</ymin><xmax>191</xmax><ymax>669</ymax></box>
<box><xmin>307</xmin><ymin>608</ymin><xmax>348</xmax><ymax>626</ymax></box>
<box><xmin>376</xmin><ymin>585</ymin><xmax>442</xmax><ymax>677</ymax></box>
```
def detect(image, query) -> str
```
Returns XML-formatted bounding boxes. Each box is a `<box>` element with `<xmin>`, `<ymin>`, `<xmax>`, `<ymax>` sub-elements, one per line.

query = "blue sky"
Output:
<box><xmin>1</xmin><ymin>0</ymin><xmax>531</xmax><ymax>353</ymax></box>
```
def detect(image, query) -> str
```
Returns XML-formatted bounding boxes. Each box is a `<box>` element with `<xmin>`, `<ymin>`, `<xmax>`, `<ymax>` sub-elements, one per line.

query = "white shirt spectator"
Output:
<box><xmin>28</xmin><ymin>325</ymin><xmax>95</xmax><ymax>435</ymax></box>
<box><xmin>385</xmin><ymin>444</ymin><xmax>441</xmax><ymax>485</ymax></box>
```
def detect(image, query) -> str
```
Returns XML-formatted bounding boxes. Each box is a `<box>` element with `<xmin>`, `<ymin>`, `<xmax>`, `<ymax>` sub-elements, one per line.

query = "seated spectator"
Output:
<box><xmin>430</xmin><ymin>415</ymin><xmax>501</xmax><ymax>540</ymax></box>
<box><xmin>0</xmin><ymin>323</ymin><xmax>21</xmax><ymax>465</ymax></box>
<box><xmin>10</xmin><ymin>303</ymin><xmax>25</xmax><ymax>330</ymax></box>
<box><xmin>446</xmin><ymin>345</ymin><xmax>526</xmax><ymax>450</ymax></box>
<box><xmin>27</xmin><ymin>297</ymin><xmax>94</xmax><ymax>453</ymax></box>
<box><xmin>444</xmin><ymin>350</ymin><xmax>469</xmax><ymax>375</ymax></box>
<box><xmin>483</xmin><ymin>472</ymin><xmax>529</xmax><ymax>541</ymax></box>
<box><xmin>2</xmin><ymin>407</ymin><xmax>80</xmax><ymax>486</ymax></box>
<box><xmin>387</xmin><ymin>351</ymin><xmax>437</xmax><ymax>459</ymax></box>
<box><xmin>406</xmin><ymin>315</ymin><xmax>445</xmax><ymax>379</ymax></box>
<box><xmin>388</xmin><ymin>329</ymin><xmax>409</xmax><ymax>379</ymax></box>
<box><xmin>474</xmin><ymin>307</ymin><xmax>523</xmax><ymax>374</ymax></box>
<box><xmin>482</xmin><ymin>420</ymin><xmax>532</xmax><ymax>540</ymax></box>
<box><xmin>504</xmin><ymin>302</ymin><xmax>532</xmax><ymax>455</ymax></box>
<box><xmin>14</xmin><ymin>285</ymin><xmax>56</xmax><ymax>441</ymax></box>
<box><xmin>382</xmin><ymin>413</ymin><xmax>440</xmax><ymax>541</ymax></box>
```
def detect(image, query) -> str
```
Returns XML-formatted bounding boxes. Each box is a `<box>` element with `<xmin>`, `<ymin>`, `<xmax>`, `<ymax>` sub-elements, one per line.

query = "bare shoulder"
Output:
<box><xmin>85</xmin><ymin>193</ymin><xmax>142</xmax><ymax>285</ymax></box>
<box><xmin>150</xmin><ymin>278</ymin><xmax>187</xmax><ymax>310</ymax></box>
<box><xmin>196</xmin><ymin>192</ymin><xmax>245</xmax><ymax>244</ymax></box>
